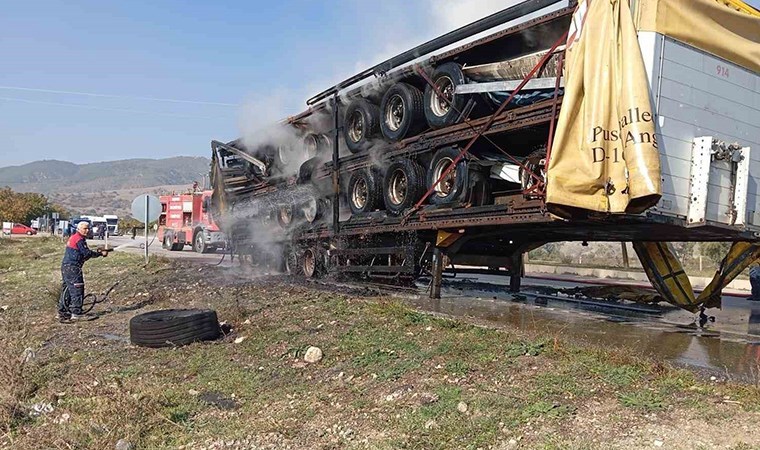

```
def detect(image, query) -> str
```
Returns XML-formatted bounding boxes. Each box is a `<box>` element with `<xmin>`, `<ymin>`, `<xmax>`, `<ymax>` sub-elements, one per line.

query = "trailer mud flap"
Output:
<box><xmin>633</xmin><ymin>241</ymin><xmax>760</xmax><ymax>312</ymax></box>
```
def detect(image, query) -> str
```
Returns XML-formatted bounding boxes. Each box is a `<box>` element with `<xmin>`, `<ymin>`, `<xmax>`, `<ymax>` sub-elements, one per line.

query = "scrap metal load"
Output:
<box><xmin>210</xmin><ymin>0</ymin><xmax>760</xmax><ymax>312</ymax></box>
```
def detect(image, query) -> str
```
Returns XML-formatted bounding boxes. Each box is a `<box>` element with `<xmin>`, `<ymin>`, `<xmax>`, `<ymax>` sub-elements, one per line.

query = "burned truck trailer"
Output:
<box><xmin>211</xmin><ymin>0</ymin><xmax>760</xmax><ymax>313</ymax></box>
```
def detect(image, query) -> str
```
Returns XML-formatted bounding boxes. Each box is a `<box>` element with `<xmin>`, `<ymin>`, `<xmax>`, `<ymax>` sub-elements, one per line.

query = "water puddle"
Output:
<box><xmin>409</xmin><ymin>276</ymin><xmax>760</xmax><ymax>382</ymax></box>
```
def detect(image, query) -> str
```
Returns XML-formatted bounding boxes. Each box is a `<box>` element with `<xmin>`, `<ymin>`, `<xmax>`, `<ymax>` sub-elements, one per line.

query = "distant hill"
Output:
<box><xmin>0</xmin><ymin>157</ymin><xmax>211</xmax><ymax>218</ymax></box>
<box><xmin>0</xmin><ymin>157</ymin><xmax>211</xmax><ymax>193</ymax></box>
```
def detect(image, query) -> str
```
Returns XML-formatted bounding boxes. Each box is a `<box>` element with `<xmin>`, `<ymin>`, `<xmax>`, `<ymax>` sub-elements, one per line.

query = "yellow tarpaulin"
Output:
<box><xmin>635</xmin><ymin>0</ymin><xmax>760</xmax><ymax>74</ymax></box>
<box><xmin>546</xmin><ymin>0</ymin><xmax>661</xmax><ymax>219</ymax></box>
<box><xmin>633</xmin><ymin>241</ymin><xmax>760</xmax><ymax>312</ymax></box>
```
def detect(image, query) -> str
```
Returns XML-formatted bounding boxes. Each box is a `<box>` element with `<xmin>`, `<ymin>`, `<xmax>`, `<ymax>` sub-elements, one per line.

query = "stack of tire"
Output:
<box><xmin>343</xmin><ymin>62</ymin><xmax>470</xmax><ymax>153</ymax></box>
<box><xmin>342</xmin><ymin>62</ymin><xmax>471</xmax><ymax>217</ymax></box>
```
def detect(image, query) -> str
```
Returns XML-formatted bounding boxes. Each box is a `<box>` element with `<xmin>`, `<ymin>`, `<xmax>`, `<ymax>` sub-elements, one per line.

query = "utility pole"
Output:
<box><xmin>144</xmin><ymin>195</ymin><xmax>149</xmax><ymax>264</ymax></box>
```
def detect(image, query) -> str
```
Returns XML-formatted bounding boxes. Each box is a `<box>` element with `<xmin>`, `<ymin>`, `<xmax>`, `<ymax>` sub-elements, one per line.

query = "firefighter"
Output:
<box><xmin>751</xmin><ymin>262</ymin><xmax>760</xmax><ymax>302</ymax></box>
<box><xmin>59</xmin><ymin>221</ymin><xmax>108</xmax><ymax>322</ymax></box>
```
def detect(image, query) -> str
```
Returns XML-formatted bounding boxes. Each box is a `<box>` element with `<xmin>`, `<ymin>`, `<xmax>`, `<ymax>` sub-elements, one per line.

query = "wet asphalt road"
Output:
<box><xmin>105</xmin><ymin>234</ymin><xmax>234</xmax><ymax>266</ymax></box>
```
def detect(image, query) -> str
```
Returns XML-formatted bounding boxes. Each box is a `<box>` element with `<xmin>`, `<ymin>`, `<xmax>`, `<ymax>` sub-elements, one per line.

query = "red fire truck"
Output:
<box><xmin>157</xmin><ymin>190</ymin><xmax>226</xmax><ymax>253</ymax></box>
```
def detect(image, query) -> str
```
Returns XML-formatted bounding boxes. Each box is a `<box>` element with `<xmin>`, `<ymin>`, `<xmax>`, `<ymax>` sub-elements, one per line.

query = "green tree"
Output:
<box><xmin>701</xmin><ymin>242</ymin><xmax>731</xmax><ymax>265</ymax></box>
<box><xmin>0</xmin><ymin>186</ymin><xmax>59</xmax><ymax>224</ymax></box>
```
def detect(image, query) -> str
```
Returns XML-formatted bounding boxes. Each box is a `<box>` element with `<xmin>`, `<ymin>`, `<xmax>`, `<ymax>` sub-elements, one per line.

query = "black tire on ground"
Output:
<box><xmin>380</xmin><ymin>82</ymin><xmax>425</xmax><ymax>141</ymax></box>
<box><xmin>427</xmin><ymin>147</ymin><xmax>467</xmax><ymax>205</ymax></box>
<box><xmin>129</xmin><ymin>309</ymin><xmax>221</xmax><ymax>348</ymax></box>
<box><xmin>170</xmin><ymin>240</ymin><xmax>184</xmax><ymax>251</ymax></box>
<box><xmin>344</xmin><ymin>98</ymin><xmax>381</xmax><ymax>154</ymax></box>
<box><xmin>423</xmin><ymin>62</ymin><xmax>469</xmax><ymax>129</ymax></box>
<box><xmin>383</xmin><ymin>159</ymin><xmax>426</xmax><ymax>215</ymax></box>
<box><xmin>347</xmin><ymin>169</ymin><xmax>383</xmax><ymax>215</ymax></box>
<box><xmin>193</xmin><ymin>231</ymin><xmax>208</xmax><ymax>254</ymax></box>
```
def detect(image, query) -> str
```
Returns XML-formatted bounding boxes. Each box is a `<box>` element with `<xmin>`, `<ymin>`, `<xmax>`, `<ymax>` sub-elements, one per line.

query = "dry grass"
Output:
<box><xmin>1</xmin><ymin>238</ymin><xmax>760</xmax><ymax>449</ymax></box>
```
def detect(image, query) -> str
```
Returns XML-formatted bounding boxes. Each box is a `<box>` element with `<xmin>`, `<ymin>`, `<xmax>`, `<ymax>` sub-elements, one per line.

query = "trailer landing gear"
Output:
<box><xmin>430</xmin><ymin>247</ymin><xmax>444</xmax><ymax>299</ymax></box>
<box><xmin>509</xmin><ymin>252</ymin><xmax>524</xmax><ymax>293</ymax></box>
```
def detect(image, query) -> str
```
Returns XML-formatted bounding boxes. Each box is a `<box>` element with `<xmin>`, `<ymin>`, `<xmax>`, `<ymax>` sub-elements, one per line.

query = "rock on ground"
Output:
<box><xmin>304</xmin><ymin>346</ymin><xmax>323</xmax><ymax>363</ymax></box>
<box><xmin>115</xmin><ymin>439</ymin><xmax>133</xmax><ymax>450</ymax></box>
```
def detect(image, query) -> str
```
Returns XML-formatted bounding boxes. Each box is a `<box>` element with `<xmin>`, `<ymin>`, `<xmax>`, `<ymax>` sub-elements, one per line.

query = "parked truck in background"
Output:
<box><xmin>157</xmin><ymin>190</ymin><xmax>226</xmax><ymax>253</ymax></box>
<box><xmin>103</xmin><ymin>214</ymin><xmax>119</xmax><ymax>235</ymax></box>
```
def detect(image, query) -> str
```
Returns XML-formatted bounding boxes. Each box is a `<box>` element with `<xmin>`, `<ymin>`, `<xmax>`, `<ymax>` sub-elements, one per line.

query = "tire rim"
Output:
<box><xmin>278</xmin><ymin>207</ymin><xmax>293</xmax><ymax>226</ymax></box>
<box><xmin>385</xmin><ymin>94</ymin><xmax>404</xmax><ymax>132</ymax></box>
<box><xmin>303</xmin><ymin>248</ymin><xmax>316</xmax><ymax>277</ymax></box>
<box><xmin>347</xmin><ymin>110</ymin><xmax>364</xmax><ymax>143</ymax></box>
<box><xmin>521</xmin><ymin>157</ymin><xmax>546</xmax><ymax>191</ymax></box>
<box><xmin>278</xmin><ymin>145</ymin><xmax>290</xmax><ymax>165</ymax></box>
<box><xmin>303</xmin><ymin>198</ymin><xmax>318</xmax><ymax>223</ymax></box>
<box><xmin>432</xmin><ymin>157</ymin><xmax>456</xmax><ymax>197</ymax></box>
<box><xmin>195</xmin><ymin>233</ymin><xmax>203</xmax><ymax>250</ymax></box>
<box><xmin>352</xmin><ymin>177</ymin><xmax>369</xmax><ymax>210</ymax></box>
<box><xmin>284</xmin><ymin>250</ymin><xmax>292</xmax><ymax>274</ymax></box>
<box><xmin>430</xmin><ymin>76</ymin><xmax>454</xmax><ymax>117</ymax></box>
<box><xmin>304</xmin><ymin>135</ymin><xmax>318</xmax><ymax>158</ymax></box>
<box><xmin>389</xmin><ymin>168</ymin><xmax>408</xmax><ymax>205</ymax></box>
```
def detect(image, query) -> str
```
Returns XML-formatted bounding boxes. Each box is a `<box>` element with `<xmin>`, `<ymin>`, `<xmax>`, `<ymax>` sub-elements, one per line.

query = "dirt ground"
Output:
<box><xmin>1</xmin><ymin>237</ymin><xmax>760</xmax><ymax>449</ymax></box>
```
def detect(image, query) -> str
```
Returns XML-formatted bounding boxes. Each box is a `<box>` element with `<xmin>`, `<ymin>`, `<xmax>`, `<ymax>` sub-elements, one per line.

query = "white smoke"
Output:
<box><xmin>238</xmin><ymin>91</ymin><xmax>299</xmax><ymax>152</ymax></box>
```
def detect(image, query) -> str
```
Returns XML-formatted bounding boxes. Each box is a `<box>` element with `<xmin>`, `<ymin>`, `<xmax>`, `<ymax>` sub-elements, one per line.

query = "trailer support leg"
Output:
<box><xmin>509</xmin><ymin>252</ymin><xmax>524</xmax><ymax>293</ymax></box>
<box><xmin>431</xmin><ymin>247</ymin><xmax>444</xmax><ymax>299</ymax></box>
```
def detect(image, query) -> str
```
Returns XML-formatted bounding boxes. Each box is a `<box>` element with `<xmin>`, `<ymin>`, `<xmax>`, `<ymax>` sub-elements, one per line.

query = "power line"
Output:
<box><xmin>0</xmin><ymin>85</ymin><xmax>239</xmax><ymax>107</ymax></box>
<box><xmin>0</xmin><ymin>96</ymin><xmax>233</xmax><ymax>120</ymax></box>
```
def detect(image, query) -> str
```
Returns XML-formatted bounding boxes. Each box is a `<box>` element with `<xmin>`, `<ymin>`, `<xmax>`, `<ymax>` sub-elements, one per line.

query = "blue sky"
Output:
<box><xmin>1</xmin><ymin>0</ymin><xmax>759</xmax><ymax>167</ymax></box>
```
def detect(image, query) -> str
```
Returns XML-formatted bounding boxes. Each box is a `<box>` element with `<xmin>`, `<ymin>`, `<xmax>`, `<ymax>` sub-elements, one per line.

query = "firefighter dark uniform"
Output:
<box><xmin>60</xmin><ymin>231</ymin><xmax>103</xmax><ymax>319</ymax></box>
<box><xmin>751</xmin><ymin>262</ymin><xmax>760</xmax><ymax>302</ymax></box>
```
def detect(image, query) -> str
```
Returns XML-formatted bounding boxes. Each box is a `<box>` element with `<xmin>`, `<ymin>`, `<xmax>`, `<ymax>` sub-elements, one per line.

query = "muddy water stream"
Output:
<box><xmin>407</xmin><ymin>276</ymin><xmax>760</xmax><ymax>382</ymax></box>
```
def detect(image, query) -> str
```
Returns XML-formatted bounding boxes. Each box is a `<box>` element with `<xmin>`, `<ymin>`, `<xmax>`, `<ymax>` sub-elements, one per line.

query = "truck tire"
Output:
<box><xmin>302</xmin><ymin>196</ymin><xmax>325</xmax><ymax>223</ymax></box>
<box><xmin>193</xmin><ymin>231</ymin><xmax>208</xmax><ymax>254</ymax></box>
<box><xmin>275</xmin><ymin>145</ymin><xmax>294</xmax><ymax>169</ymax></box>
<box><xmin>427</xmin><ymin>147</ymin><xmax>467</xmax><ymax>205</ymax></box>
<box><xmin>302</xmin><ymin>247</ymin><xmax>325</xmax><ymax>279</ymax></box>
<box><xmin>380</xmin><ymin>82</ymin><xmax>425</xmax><ymax>141</ymax></box>
<box><xmin>129</xmin><ymin>309</ymin><xmax>221</xmax><ymax>348</ymax></box>
<box><xmin>276</xmin><ymin>205</ymin><xmax>295</xmax><ymax>228</ymax></box>
<box><xmin>344</xmin><ymin>98</ymin><xmax>381</xmax><ymax>154</ymax></box>
<box><xmin>383</xmin><ymin>159</ymin><xmax>425</xmax><ymax>215</ymax></box>
<box><xmin>423</xmin><ymin>62</ymin><xmax>468</xmax><ymax>129</ymax></box>
<box><xmin>520</xmin><ymin>147</ymin><xmax>547</xmax><ymax>199</ymax></box>
<box><xmin>347</xmin><ymin>169</ymin><xmax>383</xmax><ymax>215</ymax></box>
<box><xmin>162</xmin><ymin>234</ymin><xmax>172</xmax><ymax>250</ymax></box>
<box><xmin>284</xmin><ymin>245</ymin><xmax>303</xmax><ymax>276</ymax></box>
<box><xmin>303</xmin><ymin>133</ymin><xmax>332</xmax><ymax>156</ymax></box>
